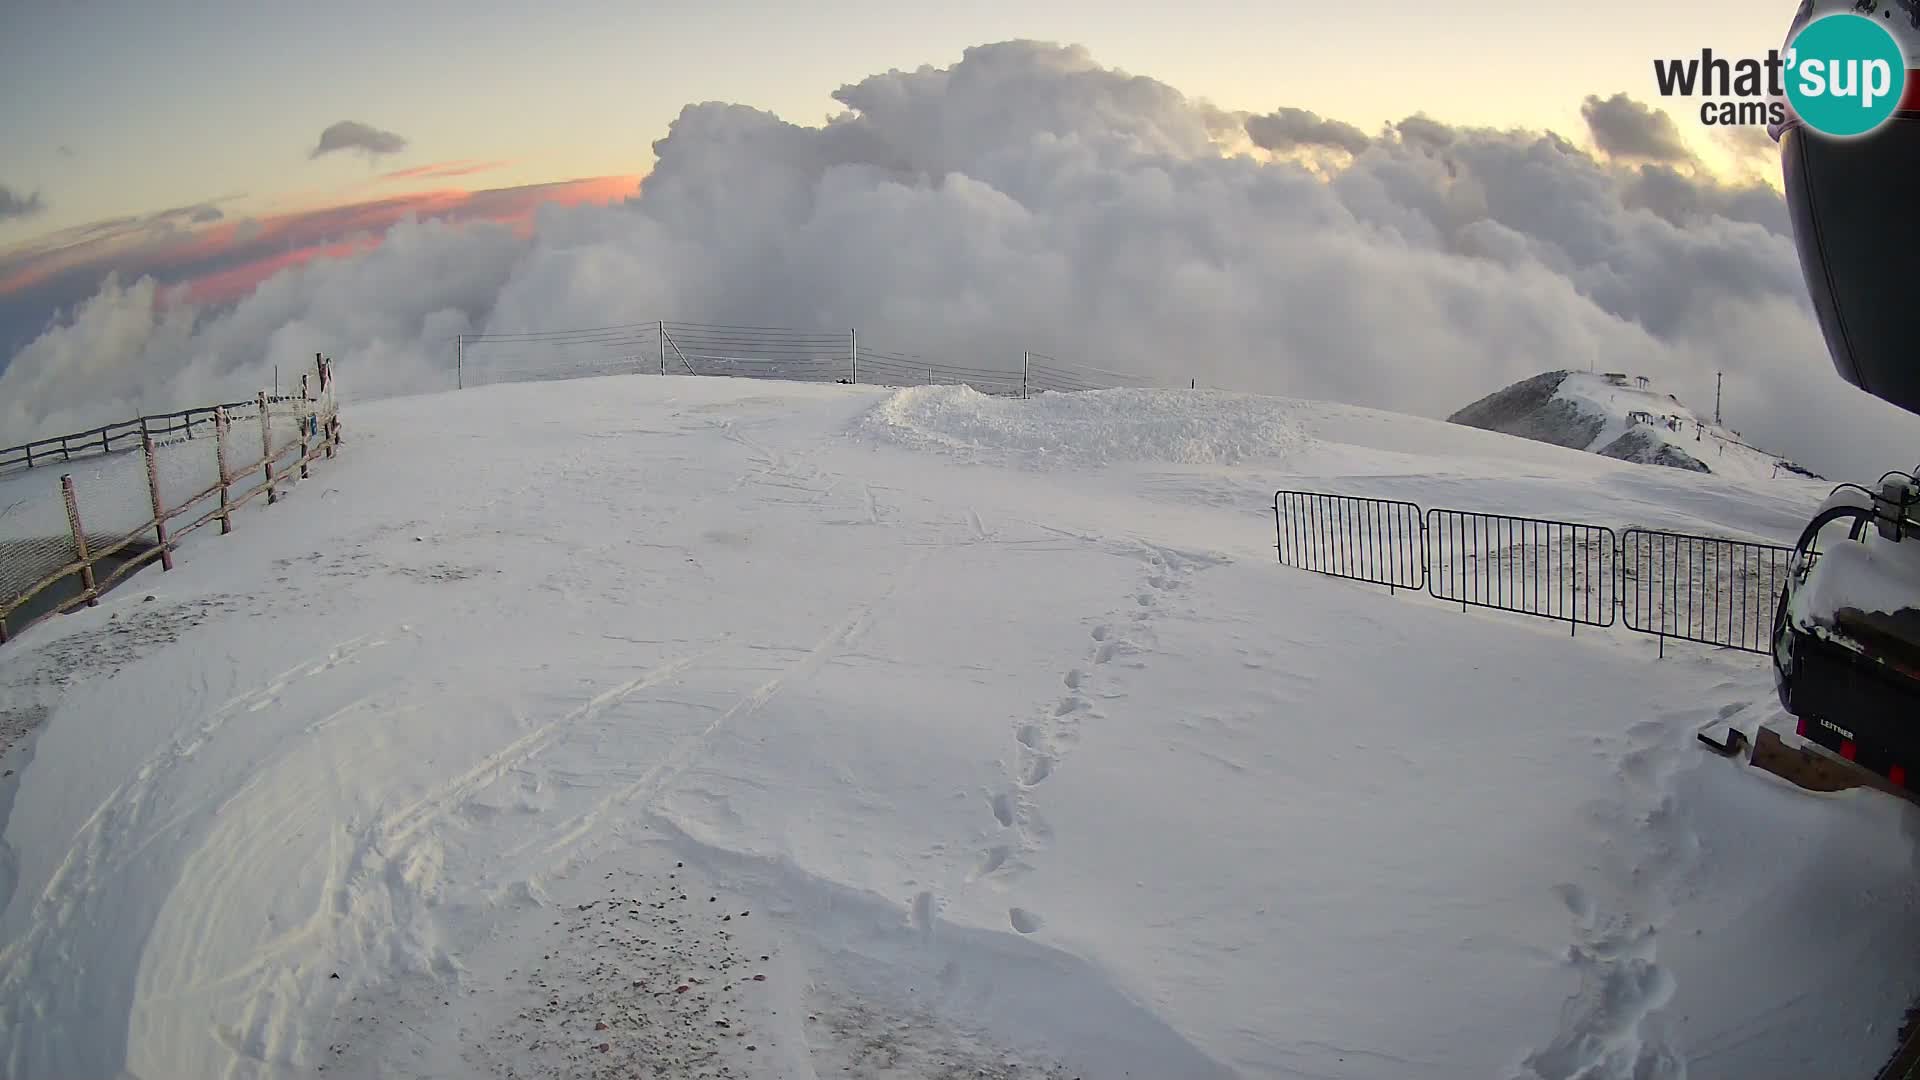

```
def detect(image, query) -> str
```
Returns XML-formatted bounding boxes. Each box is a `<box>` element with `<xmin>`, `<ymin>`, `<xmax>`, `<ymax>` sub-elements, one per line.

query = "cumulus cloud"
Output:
<box><xmin>310</xmin><ymin>121</ymin><xmax>408</xmax><ymax>160</ymax></box>
<box><xmin>4</xmin><ymin>39</ymin><xmax>1915</xmax><ymax>483</ymax></box>
<box><xmin>1582</xmin><ymin>93</ymin><xmax>1693</xmax><ymax>163</ymax></box>
<box><xmin>1621</xmin><ymin>164</ymin><xmax>1787</xmax><ymax>234</ymax></box>
<box><xmin>1245</xmin><ymin>107</ymin><xmax>1370</xmax><ymax>155</ymax></box>
<box><xmin>1715</xmin><ymin>123</ymin><xmax>1777</xmax><ymax>163</ymax></box>
<box><xmin>0</xmin><ymin>185</ymin><xmax>45</xmax><ymax>222</ymax></box>
<box><xmin>1394</xmin><ymin>114</ymin><xmax>1454</xmax><ymax>149</ymax></box>
<box><xmin>0</xmin><ymin>221</ymin><xmax>526</xmax><ymax>437</ymax></box>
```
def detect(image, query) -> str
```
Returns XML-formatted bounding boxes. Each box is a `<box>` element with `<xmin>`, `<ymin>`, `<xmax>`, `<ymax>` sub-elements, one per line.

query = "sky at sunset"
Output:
<box><xmin>2</xmin><ymin>1</ymin><xmax>1785</xmax><ymax>241</ymax></box>
<box><xmin>10</xmin><ymin>0</ymin><xmax>1914</xmax><ymax>484</ymax></box>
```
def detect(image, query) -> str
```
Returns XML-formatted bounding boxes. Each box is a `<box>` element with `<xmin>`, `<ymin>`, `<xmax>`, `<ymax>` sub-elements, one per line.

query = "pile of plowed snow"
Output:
<box><xmin>858</xmin><ymin>384</ymin><xmax>1304</xmax><ymax>465</ymax></box>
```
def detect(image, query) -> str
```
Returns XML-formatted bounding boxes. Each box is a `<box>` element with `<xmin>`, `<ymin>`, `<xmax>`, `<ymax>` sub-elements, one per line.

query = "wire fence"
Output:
<box><xmin>453</xmin><ymin>320</ymin><xmax>1156</xmax><ymax>398</ymax></box>
<box><xmin>0</xmin><ymin>401</ymin><xmax>252</xmax><ymax>477</ymax></box>
<box><xmin>1271</xmin><ymin>490</ymin><xmax>1794</xmax><ymax>655</ymax></box>
<box><xmin>0</xmin><ymin>358</ymin><xmax>341</xmax><ymax>645</ymax></box>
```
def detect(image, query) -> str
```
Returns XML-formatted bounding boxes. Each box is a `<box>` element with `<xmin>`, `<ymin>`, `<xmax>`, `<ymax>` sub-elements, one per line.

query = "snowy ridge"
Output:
<box><xmin>0</xmin><ymin>374</ymin><xmax>1914</xmax><ymax>1079</ymax></box>
<box><xmin>859</xmin><ymin>384</ymin><xmax>1305</xmax><ymax>466</ymax></box>
<box><xmin>1451</xmin><ymin>371</ymin><xmax>1822</xmax><ymax>484</ymax></box>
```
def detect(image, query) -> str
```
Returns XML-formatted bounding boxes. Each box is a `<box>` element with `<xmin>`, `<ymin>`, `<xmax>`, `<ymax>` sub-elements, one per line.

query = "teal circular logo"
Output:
<box><xmin>1787</xmin><ymin>13</ymin><xmax>1906</xmax><ymax>137</ymax></box>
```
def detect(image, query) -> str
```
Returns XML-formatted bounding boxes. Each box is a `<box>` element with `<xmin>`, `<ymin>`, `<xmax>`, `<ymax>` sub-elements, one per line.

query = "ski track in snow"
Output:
<box><xmin>511</xmin><ymin>545</ymin><xmax>934</xmax><ymax>876</ymax></box>
<box><xmin>0</xmin><ymin>629</ymin><xmax>407</xmax><ymax>1078</ymax></box>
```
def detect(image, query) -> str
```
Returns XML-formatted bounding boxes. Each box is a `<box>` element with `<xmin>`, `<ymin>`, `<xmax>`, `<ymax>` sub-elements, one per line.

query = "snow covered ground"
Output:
<box><xmin>0</xmin><ymin>374</ymin><xmax>1915</xmax><ymax>1080</ymax></box>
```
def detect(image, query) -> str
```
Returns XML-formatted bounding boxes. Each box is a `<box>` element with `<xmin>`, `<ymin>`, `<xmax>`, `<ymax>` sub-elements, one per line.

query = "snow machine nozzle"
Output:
<box><xmin>1874</xmin><ymin>473</ymin><xmax>1920</xmax><ymax>540</ymax></box>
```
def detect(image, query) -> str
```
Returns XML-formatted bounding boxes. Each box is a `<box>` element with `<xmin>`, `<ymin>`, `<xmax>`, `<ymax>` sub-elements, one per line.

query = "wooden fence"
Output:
<box><xmin>0</xmin><ymin>401</ymin><xmax>253</xmax><ymax>476</ymax></box>
<box><xmin>0</xmin><ymin>354</ymin><xmax>341</xmax><ymax>645</ymax></box>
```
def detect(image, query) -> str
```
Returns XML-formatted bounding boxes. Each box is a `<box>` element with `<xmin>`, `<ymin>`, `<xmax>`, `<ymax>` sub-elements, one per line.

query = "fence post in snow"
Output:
<box><xmin>850</xmin><ymin>329</ymin><xmax>859</xmax><ymax>385</ymax></box>
<box><xmin>331</xmin><ymin>365</ymin><xmax>342</xmax><ymax>449</ymax></box>
<box><xmin>142</xmin><ymin>434</ymin><xmax>174</xmax><ymax>572</ymax></box>
<box><xmin>214</xmin><ymin>407</ymin><xmax>233</xmax><ymax>534</ymax></box>
<box><xmin>61</xmin><ymin>474</ymin><xmax>98</xmax><ymax>608</ymax></box>
<box><xmin>299</xmin><ymin>375</ymin><xmax>311</xmax><ymax>479</ymax></box>
<box><xmin>1021</xmin><ymin>351</ymin><xmax>1030</xmax><ymax>399</ymax></box>
<box><xmin>258</xmin><ymin>391</ymin><xmax>277</xmax><ymax>506</ymax></box>
<box><xmin>659</xmin><ymin>321</ymin><xmax>666</xmax><ymax>375</ymax></box>
<box><xmin>456</xmin><ymin>334</ymin><xmax>465</xmax><ymax>390</ymax></box>
<box><xmin>318</xmin><ymin>354</ymin><xmax>337</xmax><ymax>456</ymax></box>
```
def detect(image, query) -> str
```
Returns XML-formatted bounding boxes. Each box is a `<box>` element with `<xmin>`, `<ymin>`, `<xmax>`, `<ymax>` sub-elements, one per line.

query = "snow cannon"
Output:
<box><xmin>1768</xmin><ymin>0</ymin><xmax>1920</xmax><ymax>792</ymax></box>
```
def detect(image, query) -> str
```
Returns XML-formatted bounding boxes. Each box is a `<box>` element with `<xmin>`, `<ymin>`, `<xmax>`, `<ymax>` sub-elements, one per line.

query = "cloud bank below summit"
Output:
<box><xmin>3</xmin><ymin>40</ymin><xmax>1915</xmax><ymax>483</ymax></box>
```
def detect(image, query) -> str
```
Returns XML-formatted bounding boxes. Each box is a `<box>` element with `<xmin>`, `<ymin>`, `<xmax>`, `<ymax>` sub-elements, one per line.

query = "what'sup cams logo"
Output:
<box><xmin>1653</xmin><ymin>0</ymin><xmax>1913</xmax><ymax>137</ymax></box>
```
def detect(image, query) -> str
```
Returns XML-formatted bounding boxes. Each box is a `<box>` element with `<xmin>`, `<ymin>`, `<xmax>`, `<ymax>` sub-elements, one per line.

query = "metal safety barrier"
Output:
<box><xmin>1271</xmin><ymin>489</ymin><xmax>1787</xmax><ymax>655</ymax></box>
<box><xmin>1271</xmin><ymin>491</ymin><xmax>1425</xmax><ymax>592</ymax></box>
<box><xmin>1620</xmin><ymin>528</ymin><xmax>1793</xmax><ymax>656</ymax></box>
<box><xmin>1425</xmin><ymin>509</ymin><xmax>1617</xmax><ymax>632</ymax></box>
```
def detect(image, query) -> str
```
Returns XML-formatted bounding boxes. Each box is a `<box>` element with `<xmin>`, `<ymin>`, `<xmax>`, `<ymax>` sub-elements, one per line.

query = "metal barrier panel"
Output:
<box><xmin>1620</xmin><ymin>528</ymin><xmax>1792</xmax><ymax>654</ymax></box>
<box><xmin>1271</xmin><ymin>491</ymin><xmax>1425</xmax><ymax>590</ymax></box>
<box><xmin>1425</xmin><ymin>509</ymin><xmax>1617</xmax><ymax>628</ymax></box>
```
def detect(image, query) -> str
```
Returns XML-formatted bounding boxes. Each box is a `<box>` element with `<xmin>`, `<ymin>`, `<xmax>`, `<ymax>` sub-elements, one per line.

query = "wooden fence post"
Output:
<box><xmin>143</xmin><ymin>434</ymin><xmax>174</xmax><ymax>571</ymax></box>
<box><xmin>258</xmin><ymin>391</ymin><xmax>276</xmax><ymax>505</ymax></box>
<box><xmin>299</xmin><ymin>377</ymin><xmax>311</xmax><ymax>479</ymax></box>
<box><xmin>214</xmin><ymin>407</ymin><xmax>233</xmax><ymax>534</ymax></box>
<box><xmin>324</xmin><ymin>356</ymin><xmax>341</xmax><ymax>450</ymax></box>
<box><xmin>62</xmin><ymin>474</ymin><xmax>98</xmax><ymax>608</ymax></box>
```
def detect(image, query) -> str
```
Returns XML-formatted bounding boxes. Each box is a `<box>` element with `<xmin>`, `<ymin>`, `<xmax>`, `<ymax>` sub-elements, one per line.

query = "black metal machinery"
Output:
<box><xmin>1768</xmin><ymin>98</ymin><xmax>1920</xmax><ymax>791</ymax></box>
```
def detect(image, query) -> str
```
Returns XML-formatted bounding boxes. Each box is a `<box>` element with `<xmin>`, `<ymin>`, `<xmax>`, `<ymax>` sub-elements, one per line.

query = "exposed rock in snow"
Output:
<box><xmin>1448</xmin><ymin>371</ymin><xmax>1603</xmax><ymax>452</ymax></box>
<box><xmin>1596</xmin><ymin>428</ymin><xmax>1710</xmax><ymax>473</ymax></box>
<box><xmin>1450</xmin><ymin>370</ymin><xmax>1821</xmax><ymax>482</ymax></box>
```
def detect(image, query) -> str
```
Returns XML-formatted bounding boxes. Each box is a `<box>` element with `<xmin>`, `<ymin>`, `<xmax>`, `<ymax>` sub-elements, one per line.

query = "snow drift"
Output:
<box><xmin>0</xmin><ymin>373</ymin><xmax>1915</xmax><ymax>1080</ymax></box>
<box><xmin>859</xmin><ymin>384</ymin><xmax>1305</xmax><ymax>465</ymax></box>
